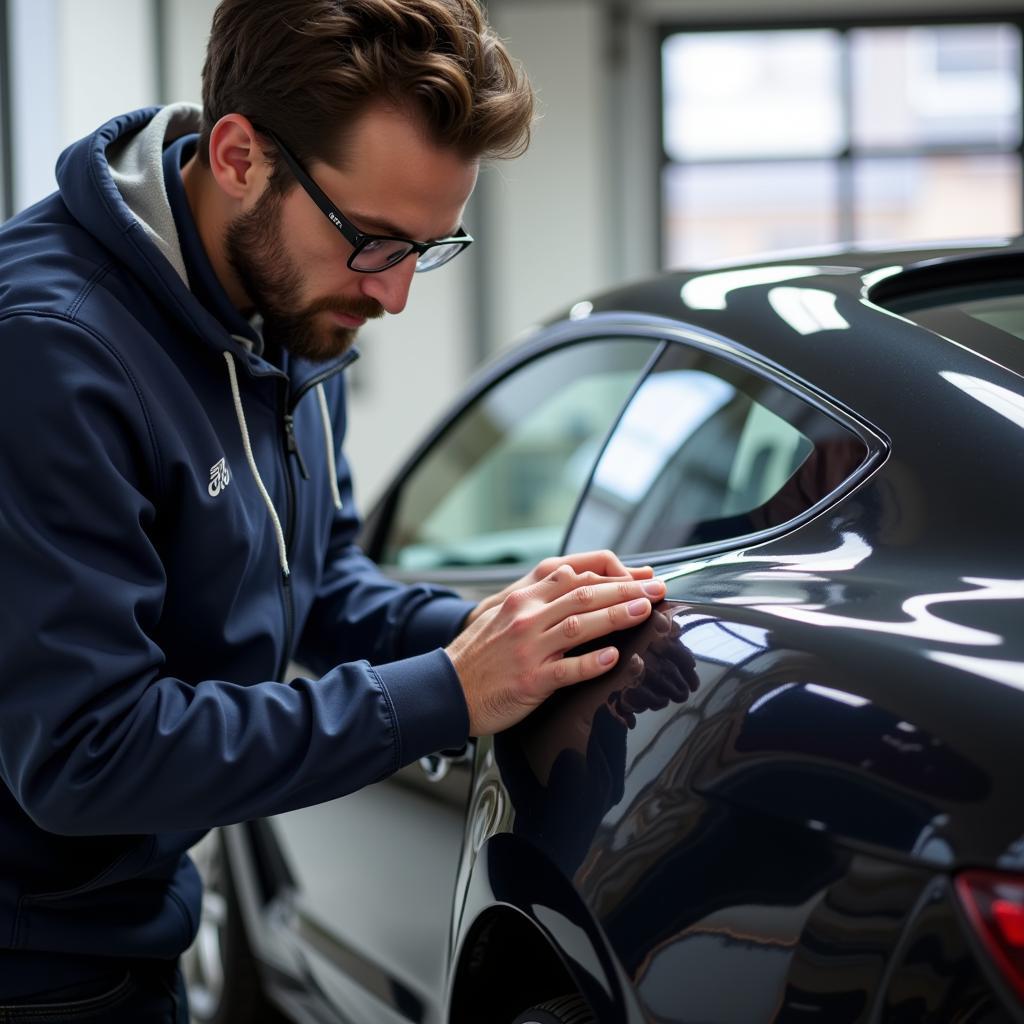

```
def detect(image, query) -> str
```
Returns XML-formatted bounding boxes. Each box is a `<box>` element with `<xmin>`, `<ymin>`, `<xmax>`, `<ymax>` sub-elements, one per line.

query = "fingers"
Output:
<box><xmin>530</xmin><ymin>564</ymin><xmax>609</xmax><ymax>601</ymax></box>
<box><xmin>449</xmin><ymin>554</ymin><xmax>665</xmax><ymax>736</ymax></box>
<box><xmin>515</xmin><ymin>562</ymin><xmax>660</xmax><ymax>609</ymax></box>
<box><xmin>534</xmin><ymin>644</ymin><xmax>620</xmax><ymax>694</ymax></box>
<box><xmin>533</xmin><ymin>579</ymin><xmax>668</xmax><ymax>657</ymax></box>
<box><xmin>555</xmin><ymin>549</ymin><xmax>653</xmax><ymax>581</ymax></box>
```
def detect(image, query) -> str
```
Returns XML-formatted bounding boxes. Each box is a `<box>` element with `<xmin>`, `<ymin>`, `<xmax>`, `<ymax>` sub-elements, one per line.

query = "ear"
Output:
<box><xmin>207</xmin><ymin>114</ymin><xmax>270</xmax><ymax>204</ymax></box>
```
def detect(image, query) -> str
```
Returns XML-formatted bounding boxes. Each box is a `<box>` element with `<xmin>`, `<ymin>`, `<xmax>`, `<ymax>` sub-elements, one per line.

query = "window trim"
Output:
<box><xmin>657</xmin><ymin>12</ymin><xmax>1024</xmax><ymax>266</ymax></box>
<box><xmin>562</xmin><ymin>315</ymin><xmax>887</xmax><ymax>567</ymax></box>
<box><xmin>360</xmin><ymin>312</ymin><xmax>889</xmax><ymax>581</ymax></box>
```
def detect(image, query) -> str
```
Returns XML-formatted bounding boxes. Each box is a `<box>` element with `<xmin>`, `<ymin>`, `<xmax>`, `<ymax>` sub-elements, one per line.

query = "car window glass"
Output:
<box><xmin>381</xmin><ymin>338</ymin><xmax>659</xmax><ymax>569</ymax></box>
<box><xmin>567</xmin><ymin>342</ymin><xmax>867</xmax><ymax>555</ymax></box>
<box><xmin>881</xmin><ymin>284</ymin><xmax>1024</xmax><ymax>375</ymax></box>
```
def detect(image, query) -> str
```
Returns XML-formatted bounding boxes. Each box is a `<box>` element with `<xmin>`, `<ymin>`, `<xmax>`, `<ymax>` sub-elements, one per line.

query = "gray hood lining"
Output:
<box><xmin>107</xmin><ymin>102</ymin><xmax>201</xmax><ymax>288</ymax></box>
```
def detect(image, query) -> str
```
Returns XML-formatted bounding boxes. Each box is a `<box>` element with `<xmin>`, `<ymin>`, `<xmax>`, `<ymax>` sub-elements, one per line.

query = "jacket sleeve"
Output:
<box><xmin>0</xmin><ymin>315</ymin><xmax>468</xmax><ymax>837</ymax></box>
<box><xmin>293</xmin><ymin>371</ymin><xmax>477</xmax><ymax>675</ymax></box>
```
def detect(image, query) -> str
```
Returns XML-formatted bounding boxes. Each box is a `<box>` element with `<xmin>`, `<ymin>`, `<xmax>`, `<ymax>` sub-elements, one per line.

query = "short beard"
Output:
<box><xmin>224</xmin><ymin>186</ymin><xmax>383</xmax><ymax>363</ymax></box>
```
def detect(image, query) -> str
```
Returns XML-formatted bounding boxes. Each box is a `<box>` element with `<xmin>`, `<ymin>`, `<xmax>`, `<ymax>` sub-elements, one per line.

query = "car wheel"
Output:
<box><xmin>511</xmin><ymin>994</ymin><xmax>595</xmax><ymax>1024</ymax></box>
<box><xmin>182</xmin><ymin>832</ymin><xmax>285</xmax><ymax>1024</ymax></box>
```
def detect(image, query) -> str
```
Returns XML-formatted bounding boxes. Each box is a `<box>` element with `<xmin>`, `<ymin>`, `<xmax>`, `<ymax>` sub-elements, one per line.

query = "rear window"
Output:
<box><xmin>878</xmin><ymin>279</ymin><xmax>1024</xmax><ymax>374</ymax></box>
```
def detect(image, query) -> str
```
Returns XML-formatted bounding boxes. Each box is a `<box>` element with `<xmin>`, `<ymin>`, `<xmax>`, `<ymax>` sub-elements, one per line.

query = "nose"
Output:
<box><xmin>358</xmin><ymin>256</ymin><xmax>418</xmax><ymax>315</ymax></box>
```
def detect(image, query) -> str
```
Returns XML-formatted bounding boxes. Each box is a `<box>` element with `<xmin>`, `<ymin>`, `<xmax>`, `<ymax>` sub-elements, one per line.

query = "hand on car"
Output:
<box><xmin>446</xmin><ymin>552</ymin><xmax>666</xmax><ymax>736</ymax></box>
<box><xmin>463</xmin><ymin>550</ymin><xmax>655</xmax><ymax>627</ymax></box>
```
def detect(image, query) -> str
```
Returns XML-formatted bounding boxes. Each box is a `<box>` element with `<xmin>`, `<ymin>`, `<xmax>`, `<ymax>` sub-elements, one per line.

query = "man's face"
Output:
<box><xmin>226</xmin><ymin>105</ymin><xmax>479</xmax><ymax>363</ymax></box>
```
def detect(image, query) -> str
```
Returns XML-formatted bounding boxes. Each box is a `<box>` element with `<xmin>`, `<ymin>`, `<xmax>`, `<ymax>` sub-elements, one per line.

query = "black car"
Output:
<box><xmin>184</xmin><ymin>239</ymin><xmax>1024</xmax><ymax>1024</ymax></box>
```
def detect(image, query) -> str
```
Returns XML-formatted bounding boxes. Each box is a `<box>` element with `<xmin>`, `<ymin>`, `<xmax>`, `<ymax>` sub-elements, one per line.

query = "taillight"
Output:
<box><xmin>956</xmin><ymin>870</ymin><xmax>1024</xmax><ymax>1001</ymax></box>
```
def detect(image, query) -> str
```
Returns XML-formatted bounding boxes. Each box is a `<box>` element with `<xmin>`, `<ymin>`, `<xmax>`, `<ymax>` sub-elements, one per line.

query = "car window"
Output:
<box><xmin>880</xmin><ymin>284</ymin><xmax>1024</xmax><ymax>376</ymax></box>
<box><xmin>381</xmin><ymin>338</ymin><xmax>660</xmax><ymax>569</ymax></box>
<box><xmin>566</xmin><ymin>341</ymin><xmax>868</xmax><ymax>555</ymax></box>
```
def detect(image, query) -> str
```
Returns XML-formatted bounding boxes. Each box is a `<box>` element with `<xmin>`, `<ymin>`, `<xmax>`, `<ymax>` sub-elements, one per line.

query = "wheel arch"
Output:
<box><xmin>447</xmin><ymin>833</ymin><xmax>633</xmax><ymax>1024</ymax></box>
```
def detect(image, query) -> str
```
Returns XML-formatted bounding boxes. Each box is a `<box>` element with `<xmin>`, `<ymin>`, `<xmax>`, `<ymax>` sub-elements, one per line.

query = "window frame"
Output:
<box><xmin>563</xmin><ymin>315</ymin><xmax>887</xmax><ymax>566</ymax></box>
<box><xmin>657</xmin><ymin>11</ymin><xmax>1024</xmax><ymax>266</ymax></box>
<box><xmin>375</xmin><ymin>334</ymin><xmax>664</xmax><ymax>573</ymax></box>
<box><xmin>358</xmin><ymin>325</ymin><xmax>665</xmax><ymax>578</ymax></box>
<box><xmin>360</xmin><ymin>312</ymin><xmax>888</xmax><ymax>580</ymax></box>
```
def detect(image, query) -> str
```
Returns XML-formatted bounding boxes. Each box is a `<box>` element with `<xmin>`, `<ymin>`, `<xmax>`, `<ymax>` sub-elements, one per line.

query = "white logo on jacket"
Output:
<box><xmin>208</xmin><ymin>458</ymin><xmax>231</xmax><ymax>497</ymax></box>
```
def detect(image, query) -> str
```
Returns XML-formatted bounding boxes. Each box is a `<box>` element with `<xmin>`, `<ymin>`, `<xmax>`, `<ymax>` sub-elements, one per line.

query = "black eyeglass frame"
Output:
<box><xmin>251</xmin><ymin>123</ymin><xmax>474</xmax><ymax>274</ymax></box>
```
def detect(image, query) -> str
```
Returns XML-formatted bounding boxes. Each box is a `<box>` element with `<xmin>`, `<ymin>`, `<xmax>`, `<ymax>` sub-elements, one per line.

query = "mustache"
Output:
<box><xmin>305</xmin><ymin>296</ymin><xmax>386</xmax><ymax>321</ymax></box>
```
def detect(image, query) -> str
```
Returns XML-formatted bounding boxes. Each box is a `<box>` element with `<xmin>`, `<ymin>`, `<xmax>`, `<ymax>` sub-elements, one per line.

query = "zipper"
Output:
<box><xmin>283</xmin><ymin>414</ymin><xmax>310</xmax><ymax>480</ymax></box>
<box><xmin>277</xmin><ymin>377</ymin><xmax>298</xmax><ymax>682</ymax></box>
<box><xmin>288</xmin><ymin>348</ymin><xmax>360</xmax><ymax>413</ymax></box>
<box><xmin>275</xmin><ymin>347</ymin><xmax>359</xmax><ymax>680</ymax></box>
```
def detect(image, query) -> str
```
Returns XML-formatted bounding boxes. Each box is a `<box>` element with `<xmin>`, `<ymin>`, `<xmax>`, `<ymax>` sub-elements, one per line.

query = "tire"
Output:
<box><xmin>182</xmin><ymin>831</ymin><xmax>286</xmax><ymax>1024</ymax></box>
<box><xmin>511</xmin><ymin>993</ymin><xmax>596</xmax><ymax>1024</ymax></box>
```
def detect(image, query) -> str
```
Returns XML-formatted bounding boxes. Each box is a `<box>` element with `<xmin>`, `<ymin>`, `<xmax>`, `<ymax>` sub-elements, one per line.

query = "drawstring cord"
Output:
<box><xmin>222</xmin><ymin>355</ymin><xmax>346</xmax><ymax>577</ymax></box>
<box><xmin>223</xmin><ymin>352</ymin><xmax>290</xmax><ymax>578</ymax></box>
<box><xmin>316</xmin><ymin>383</ymin><xmax>343</xmax><ymax>512</ymax></box>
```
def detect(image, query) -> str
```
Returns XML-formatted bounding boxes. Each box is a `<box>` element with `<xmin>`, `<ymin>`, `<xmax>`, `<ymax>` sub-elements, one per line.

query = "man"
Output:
<box><xmin>0</xmin><ymin>0</ymin><xmax>664</xmax><ymax>1017</ymax></box>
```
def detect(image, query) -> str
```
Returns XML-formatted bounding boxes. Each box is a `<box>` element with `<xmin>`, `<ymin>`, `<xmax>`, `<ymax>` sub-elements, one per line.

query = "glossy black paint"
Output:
<box><xmin>223</xmin><ymin>241</ymin><xmax>1024</xmax><ymax>1023</ymax></box>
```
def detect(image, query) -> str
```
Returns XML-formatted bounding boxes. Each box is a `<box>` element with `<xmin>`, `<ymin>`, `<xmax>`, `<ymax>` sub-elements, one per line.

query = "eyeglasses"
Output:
<box><xmin>252</xmin><ymin>124</ymin><xmax>473</xmax><ymax>274</ymax></box>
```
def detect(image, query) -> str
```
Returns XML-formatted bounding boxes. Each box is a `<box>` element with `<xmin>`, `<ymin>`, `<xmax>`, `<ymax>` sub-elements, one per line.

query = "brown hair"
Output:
<box><xmin>198</xmin><ymin>0</ymin><xmax>533</xmax><ymax>180</ymax></box>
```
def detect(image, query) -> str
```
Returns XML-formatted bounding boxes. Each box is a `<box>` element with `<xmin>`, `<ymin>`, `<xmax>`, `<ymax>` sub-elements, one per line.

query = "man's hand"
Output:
<box><xmin>446</xmin><ymin>562</ymin><xmax>666</xmax><ymax>736</ymax></box>
<box><xmin>464</xmin><ymin>550</ymin><xmax>655</xmax><ymax>628</ymax></box>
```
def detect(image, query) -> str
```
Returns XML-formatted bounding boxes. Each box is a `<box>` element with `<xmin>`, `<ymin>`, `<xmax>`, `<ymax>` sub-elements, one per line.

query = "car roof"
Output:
<box><xmin>542</xmin><ymin>237</ymin><xmax>1023</xmax><ymax>423</ymax></box>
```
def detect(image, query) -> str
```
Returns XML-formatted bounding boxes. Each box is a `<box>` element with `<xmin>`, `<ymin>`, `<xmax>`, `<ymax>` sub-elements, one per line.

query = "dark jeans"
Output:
<box><xmin>0</xmin><ymin>961</ymin><xmax>187</xmax><ymax>1023</ymax></box>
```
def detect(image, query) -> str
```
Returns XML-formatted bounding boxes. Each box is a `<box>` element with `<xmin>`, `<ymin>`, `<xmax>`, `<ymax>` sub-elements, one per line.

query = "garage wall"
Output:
<box><xmin>7</xmin><ymin>0</ymin><xmax>157</xmax><ymax>212</ymax></box>
<box><xmin>5</xmin><ymin>0</ymin><xmax>1022</xmax><ymax>502</ymax></box>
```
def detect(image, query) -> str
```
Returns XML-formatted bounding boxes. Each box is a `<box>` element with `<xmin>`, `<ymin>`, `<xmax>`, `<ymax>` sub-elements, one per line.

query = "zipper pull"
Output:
<box><xmin>283</xmin><ymin>414</ymin><xmax>310</xmax><ymax>480</ymax></box>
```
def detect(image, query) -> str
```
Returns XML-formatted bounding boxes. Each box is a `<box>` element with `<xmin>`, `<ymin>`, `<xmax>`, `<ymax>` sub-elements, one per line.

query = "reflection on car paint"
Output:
<box><xmin>680</xmin><ymin>265</ymin><xmax>857</xmax><ymax>311</ymax></box>
<box><xmin>664</xmin><ymin>528</ymin><xmax>874</xmax><ymax>584</ymax></box>
<box><xmin>767</xmin><ymin>286</ymin><xmax>851</xmax><ymax>335</ymax></box>
<box><xmin>941</xmin><ymin>370</ymin><xmax>1024</xmax><ymax>431</ymax></box>
<box><xmin>745</xmin><ymin>576</ymin><xmax>1022</xmax><ymax>645</ymax></box>
<box><xmin>926</xmin><ymin>650</ymin><xmax>1024</xmax><ymax>691</ymax></box>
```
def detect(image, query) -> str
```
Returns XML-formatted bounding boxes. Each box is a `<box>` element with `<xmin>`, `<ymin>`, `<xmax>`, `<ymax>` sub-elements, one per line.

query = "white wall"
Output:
<box><xmin>344</xmin><ymin>257</ymin><xmax>474</xmax><ymax>510</ymax></box>
<box><xmin>485</xmin><ymin>1</ymin><xmax>615</xmax><ymax>348</ymax></box>
<box><xmin>161</xmin><ymin>0</ymin><xmax>217</xmax><ymax>104</ymax></box>
<box><xmin>8</xmin><ymin>0</ymin><xmax>157</xmax><ymax>211</ymax></box>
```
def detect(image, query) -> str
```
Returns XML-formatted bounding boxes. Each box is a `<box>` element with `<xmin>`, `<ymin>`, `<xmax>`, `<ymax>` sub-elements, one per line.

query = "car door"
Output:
<box><xmin>264</xmin><ymin>333</ymin><xmax>662</xmax><ymax>1023</ymax></box>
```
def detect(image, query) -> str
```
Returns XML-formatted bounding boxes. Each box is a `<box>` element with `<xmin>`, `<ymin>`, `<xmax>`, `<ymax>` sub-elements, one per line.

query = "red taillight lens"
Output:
<box><xmin>956</xmin><ymin>870</ymin><xmax>1024</xmax><ymax>1001</ymax></box>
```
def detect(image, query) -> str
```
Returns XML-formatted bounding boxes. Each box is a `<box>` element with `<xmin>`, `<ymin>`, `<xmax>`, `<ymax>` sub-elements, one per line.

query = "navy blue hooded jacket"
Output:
<box><xmin>0</xmin><ymin>104</ymin><xmax>473</xmax><ymax>990</ymax></box>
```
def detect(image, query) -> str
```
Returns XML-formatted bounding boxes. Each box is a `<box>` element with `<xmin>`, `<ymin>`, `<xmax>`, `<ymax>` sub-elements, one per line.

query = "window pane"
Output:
<box><xmin>382</xmin><ymin>339</ymin><xmax>658</xmax><ymax>569</ymax></box>
<box><xmin>880</xmin><ymin>286</ymin><xmax>1024</xmax><ymax>377</ymax></box>
<box><xmin>663</xmin><ymin>30</ymin><xmax>844</xmax><ymax>161</ymax></box>
<box><xmin>854</xmin><ymin>155</ymin><xmax>1022</xmax><ymax>243</ymax></box>
<box><xmin>567</xmin><ymin>344</ymin><xmax>867</xmax><ymax>556</ymax></box>
<box><xmin>852</xmin><ymin>24</ymin><xmax>1022</xmax><ymax>150</ymax></box>
<box><xmin>663</xmin><ymin>161</ymin><xmax>838</xmax><ymax>267</ymax></box>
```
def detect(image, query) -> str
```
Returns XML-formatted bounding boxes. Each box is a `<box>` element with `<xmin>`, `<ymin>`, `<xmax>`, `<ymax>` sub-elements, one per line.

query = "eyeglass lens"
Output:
<box><xmin>350</xmin><ymin>239</ymin><xmax>464</xmax><ymax>273</ymax></box>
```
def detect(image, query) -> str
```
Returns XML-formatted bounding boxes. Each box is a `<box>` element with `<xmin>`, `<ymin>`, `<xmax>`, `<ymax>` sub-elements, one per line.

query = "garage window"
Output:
<box><xmin>661</xmin><ymin>20</ymin><xmax>1023</xmax><ymax>267</ymax></box>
